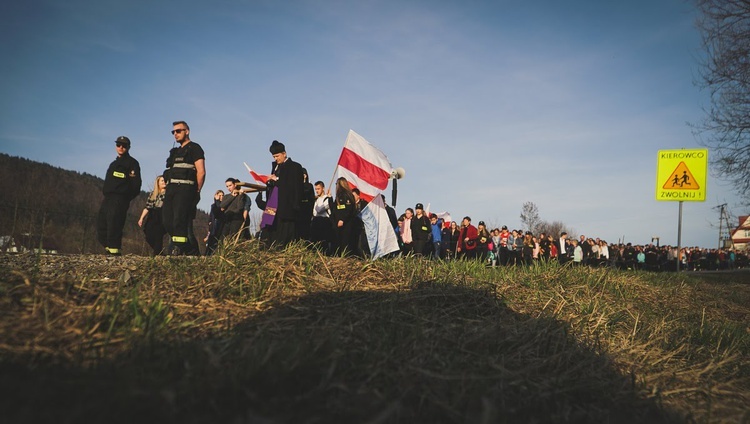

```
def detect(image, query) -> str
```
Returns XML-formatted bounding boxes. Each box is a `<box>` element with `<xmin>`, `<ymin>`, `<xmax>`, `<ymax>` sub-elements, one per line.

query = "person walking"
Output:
<box><xmin>205</xmin><ymin>190</ymin><xmax>225</xmax><ymax>255</ymax></box>
<box><xmin>296</xmin><ymin>168</ymin><xmax>316</xmax><ymax>241</ymax></box>
<box><xmin>328</xmin><ymin>177</ymin><xmax>358</xmax><ymax>256</ymax></box>
<box><xmin>162</xmin><ymin>121</ymin><xmax>205</xmax><ymax>256</ymax></box>
<box><xmin>310</xmin><ymin>181</ymin><xmax>334</xmax><ymax>253</ymax></box>
<box><xmin>456</xmin><ymin>216</ymin><xmax>478</xmax><ymax>260</ymax></box>
<box><xmin>442</xmin><ymin>220</ymin><xmax>460</xmax><ymax>260</ymax></box>
<box><xmin>429</xmin><ymin>213</ymin><xmax>443</xmax><ymax>259</ymax></box>
<box><xmin>138</xmin><ymin>175</ymin><xmax>167</xmax><ymax>255</ymax></box>
<box><xmin>220</xmin><ymin>178</ymin><xmax>248</xmax><ymax>242</ymax></box>
<box><xmin>475</xmin><ymin>221</ymin><xmax>491</xmax><ymax>263</ymax></box>
<box><xmin>410</xmin><ymin>203</ymin><xmax>431</xmax><ymax>256</ymax></box>
<box><xmin>97</xmin><ymin>136</ymin><xmax>141</xmax><ymax>255</ymax></box>
<box><xmin>265</xmin><ymin>140</ymin><xmax>303</xmax><ymax>247</ymax></box>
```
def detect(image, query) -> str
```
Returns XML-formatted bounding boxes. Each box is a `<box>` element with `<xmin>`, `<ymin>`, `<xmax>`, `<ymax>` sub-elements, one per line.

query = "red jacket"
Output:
<box><xmin>458</xmin><ymin>224</ymin><xmax>478</xmax><ymax>251</ymax></box>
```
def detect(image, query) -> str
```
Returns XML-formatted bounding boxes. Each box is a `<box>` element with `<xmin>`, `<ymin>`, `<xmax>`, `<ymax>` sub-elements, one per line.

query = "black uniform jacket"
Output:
<box><xmin>103</xmin><ymin>153</ymin><xmax>141</xmax><ymax>199</ymax></box>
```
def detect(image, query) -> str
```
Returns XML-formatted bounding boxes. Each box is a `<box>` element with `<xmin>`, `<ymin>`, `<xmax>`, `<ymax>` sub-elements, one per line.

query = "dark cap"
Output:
<box><xmin>269</xmin><ymin>140</ymin><xmax>285</xmax><ymax>154</ymax></box>
<box><xmin>502</xmin><ymin>225</ymin><xmax>508</xmax><ymax>230</ymax></box>
<box><xmin>478</xmin><ymin>221</ymin><xmax>485</xmax><ymax>226</ymax></box>
<box><xmin>115</xmin><ymin>136</ymin><xmax>131</xmax><ymax>147</ymax></box>
<box><xmin>415</xmin><ymin>203</ymin><xmax>423</xmax><ymax>209</ymax></box>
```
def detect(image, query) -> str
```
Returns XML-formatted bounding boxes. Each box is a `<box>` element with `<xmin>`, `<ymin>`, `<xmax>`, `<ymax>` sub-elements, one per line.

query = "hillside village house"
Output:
<box><xmin>731</xmin><ymin>215</ymin><xmax>750</xmax><ymax>251</ymax></box>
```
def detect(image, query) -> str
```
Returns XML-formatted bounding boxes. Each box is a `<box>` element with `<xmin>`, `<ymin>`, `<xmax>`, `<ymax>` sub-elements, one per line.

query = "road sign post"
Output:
<box><xmin>656</xmin><ymin>149</ymin><xmax>708</xmax><ymax>272</ymax></box>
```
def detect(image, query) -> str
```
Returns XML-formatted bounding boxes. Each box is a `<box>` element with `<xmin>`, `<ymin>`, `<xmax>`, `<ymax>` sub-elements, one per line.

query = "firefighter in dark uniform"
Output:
<box><xmin>328</xmin><ymin>177</ymin><xmax>358</xmax><ymax>256</ymax></box>
<box><xmin>97</xmin><ymin>136</ymin><xmax>141</xmax><ymax>255</ymax></box>
<box><xmin>162</xmin><ymin>120</ymin><xmax>206</xmax><ymax>255</ymax></box>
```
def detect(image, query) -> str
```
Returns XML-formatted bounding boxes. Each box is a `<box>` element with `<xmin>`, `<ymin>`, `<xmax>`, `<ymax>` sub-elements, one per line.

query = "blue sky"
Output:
<box><xmin>0</xmin><ymin>0</ymin><xmax>743</xmax><ymax>248</ymax></box>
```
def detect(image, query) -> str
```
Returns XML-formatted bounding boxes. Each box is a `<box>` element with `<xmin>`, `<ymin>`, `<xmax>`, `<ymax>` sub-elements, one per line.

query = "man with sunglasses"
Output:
<box><xmin>162</xmin><ymin>121</ymin><xmax>205</xmax><ymax>255</ymax></box>
<box><xmin>97</xmin><ymin>136</ymin><xmax>141</xmax><ymax>255</ymax></box>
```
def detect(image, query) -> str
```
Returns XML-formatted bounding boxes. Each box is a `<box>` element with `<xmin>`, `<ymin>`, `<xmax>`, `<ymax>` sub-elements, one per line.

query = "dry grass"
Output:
<box><xmin>1</xmin><ymin>241</ymin><xmax>748</xmax><ymax>423</ymax></box>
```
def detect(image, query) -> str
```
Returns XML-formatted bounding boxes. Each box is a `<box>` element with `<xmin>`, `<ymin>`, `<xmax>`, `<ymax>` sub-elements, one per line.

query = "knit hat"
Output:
<box><xmin>269</xmin><ymin>140</ymin><xmax>285</xmax><ymax>154</ymax></box>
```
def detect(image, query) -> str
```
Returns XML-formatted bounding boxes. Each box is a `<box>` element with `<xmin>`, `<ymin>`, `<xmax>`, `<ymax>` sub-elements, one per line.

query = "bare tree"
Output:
<box><xmin>695</xmin><ymin>0</ymin><xmax>750</xmax><ymax>203</ymax></box>
<box><xmin>535</xmin><ymin>220</ymin><xmax>572</xmax><ymax>239</ymax></box>
<box><xmin>519</xmin><ymin>201</ymin><xmax>541</xmax><ymax>233</ymax></box>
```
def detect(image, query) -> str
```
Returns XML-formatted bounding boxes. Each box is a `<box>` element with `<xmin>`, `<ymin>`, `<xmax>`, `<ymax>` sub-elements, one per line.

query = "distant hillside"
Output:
<box><xmin>0</xmin><ymin>153</ymin><xmax>209</xmax><ymax>255</ymax></box>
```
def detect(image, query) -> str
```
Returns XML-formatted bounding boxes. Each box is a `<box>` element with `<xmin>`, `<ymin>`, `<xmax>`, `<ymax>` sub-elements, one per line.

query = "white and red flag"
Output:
<box><xmin>335</xmin><ymin>130</ymin><xmax>392</xmax><ymax>202</ymax></box>
<box><xmin>243</xmin><ymin>162</ymin><xmax>270</xmax><ymax>184</ymax></box>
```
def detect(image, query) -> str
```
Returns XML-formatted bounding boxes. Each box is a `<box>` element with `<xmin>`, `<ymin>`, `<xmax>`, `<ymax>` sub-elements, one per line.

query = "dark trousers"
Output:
<box><xmin>477</xmin><ymin>246</ymin><xmax>488</xmax><ymax>263</ymax></box>
<box><xmin>413</xmin><ymin>239</ymin><xmax>428</xmax><ymax>256</ymax></box>
<box><xmin>97</xmin><ymin>194</ymin><xmax>130</xmax><ymax>251</ymax></box>
<box><xmin>310</xmin><ymin>217</ymin><xmax>334</xmax><ymax>253</ymax></box>
<box><xmin>498</xmin><ymin>248</ymin><xmax>509</xmax><ymax>265</ymax></box>
<box><xmin>296</xmin><ymin>217</ymin><xmax>311</xmax><ymax>241</ymax></box>
<box><xmin>432</xmin><ymin>242</ymin><xmax>442</xmax><ymax>259</ymax></box>
<box><xmin>334</xmin><ymin>221</ymin><xmax>358</xmax><ymax>256</ymax></box>
<box><xmin>459</xmin><ymin>248</ymin><xmax>476</xmax><ymax>260</ymax></box>
<box><xmin>272</xmin><ymin>219</ymin><xmax>296</xmax><ymax>248</ymax></box>
<box><xmin>143</xmin><ymin>208</ymin><xmax>166</xmax><ymax>255</ymax></box>
<box><xmin>163</xmin><ymin>184</ymin><xmax>199</xmax><ymax>254</ymax></box>
<box><xmin>222</xmin><ymin>218</ymin><xmax>245</xmax><ymax>242</ymax></box>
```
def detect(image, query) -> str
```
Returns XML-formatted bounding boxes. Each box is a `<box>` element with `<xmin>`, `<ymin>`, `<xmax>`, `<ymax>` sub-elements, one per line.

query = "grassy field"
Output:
<box><xmin>1</xmin><ymin>242</ymin><xmax>748</xmax><ymax>423</ymax></box>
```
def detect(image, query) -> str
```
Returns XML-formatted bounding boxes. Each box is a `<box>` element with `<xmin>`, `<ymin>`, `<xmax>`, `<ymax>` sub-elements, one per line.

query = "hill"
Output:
<box><xmin>0</xmin><ymin>153</ymin><xmax>209</xmax><ymax>255</ymax></box>
<box><xmin>1</xmin><ymin>245</ymin><xmax>748</xmax><ymax>423</ymax></box>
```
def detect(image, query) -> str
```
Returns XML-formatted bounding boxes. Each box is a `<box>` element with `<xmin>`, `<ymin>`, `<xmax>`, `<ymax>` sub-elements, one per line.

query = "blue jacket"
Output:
<box><xmin>431</xmin><ymin>220</ymin><xmax>443</xmax><ymax>243</ymax></box>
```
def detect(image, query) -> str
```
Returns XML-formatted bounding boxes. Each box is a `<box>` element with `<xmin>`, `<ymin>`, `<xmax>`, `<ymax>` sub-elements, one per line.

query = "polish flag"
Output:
<box><xmin>435</xmin><ymin>211</ymin><xmax>452</xmax><ymax>228</ymax></box>
<box><xmin>335</xmin><ymin>130</ymin><xmax>392</xmax><ymax>202</ymax></box>
<box><xmin>243</xmin><ymin>162</ymin><xmax>270</xmax><ymax>184</ymax></box>
<box><xmin>435</xmin><ymin>211</ymin><xmax>451</xmax><ymax>223</ymax></box>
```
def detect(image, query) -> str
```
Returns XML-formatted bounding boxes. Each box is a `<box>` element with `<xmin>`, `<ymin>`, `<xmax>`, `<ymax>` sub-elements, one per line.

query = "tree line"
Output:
<box><xmin>0</xmin><ymin>153</ymin><xmax>209</xmax><ymax>254</ymax></box>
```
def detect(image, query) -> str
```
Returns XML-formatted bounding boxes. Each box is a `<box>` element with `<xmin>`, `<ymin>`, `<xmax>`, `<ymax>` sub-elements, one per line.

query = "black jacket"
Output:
<box><xmin>268</xmin><ymin>158</ymin><xmax>303</xmax><ymax>221</ymax></box>
<box><xmin>410</xmin><ymin>214</ymin><xmax>431</xmax><ymax>241</ymax></box>
<box><xmin>103</xmin><ymin>153</ymin><xmax>141</xmax><ymax>199</ymax></box>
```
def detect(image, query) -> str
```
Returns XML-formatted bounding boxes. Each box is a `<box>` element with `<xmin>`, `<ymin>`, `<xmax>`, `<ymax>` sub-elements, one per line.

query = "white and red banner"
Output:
<box><xmin>243</xmin><ymin>162</ymin><xmax>270</xmax><ymax>184</ymax></box>
<box><xmin>335</xmin><ymin>130</ymin><xmax>392</xmax><ymax>202</ymax></box>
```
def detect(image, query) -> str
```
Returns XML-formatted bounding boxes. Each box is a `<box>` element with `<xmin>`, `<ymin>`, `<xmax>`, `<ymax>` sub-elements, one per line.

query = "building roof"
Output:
<box><xmin>731</xmin><ymin>216</ymin><xmax>750</xmax><ymax>239</ymax></box>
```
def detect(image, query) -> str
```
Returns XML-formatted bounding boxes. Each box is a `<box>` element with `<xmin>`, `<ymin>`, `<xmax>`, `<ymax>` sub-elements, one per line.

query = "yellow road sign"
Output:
<box><xmin>656</xmin><ymin>149</ymin><xmax>708</xmax><ymax>202</ymax></box>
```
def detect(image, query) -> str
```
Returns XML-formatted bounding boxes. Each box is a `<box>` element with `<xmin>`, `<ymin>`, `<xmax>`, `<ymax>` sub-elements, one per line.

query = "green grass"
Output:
<box><xmin>0</xmin><ymin>243</ymin><xmax>748</xmax><ymax>423</ymax></box>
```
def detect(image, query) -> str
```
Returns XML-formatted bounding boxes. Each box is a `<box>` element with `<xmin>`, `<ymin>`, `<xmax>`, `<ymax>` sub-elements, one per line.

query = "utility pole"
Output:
<box><xmin>716</xmin><ymin>203</ymin><xmax>734</xmax><ymax>250</ymax></box>
<box><xmin>724</xmin><ymin>208</ymin><xmax>735</xmax><ymax>250</ymax></box>
<box><xmin>715</xmin><ymin>203</ymin><xmax>726</xmax><ymax>249</ymax></box>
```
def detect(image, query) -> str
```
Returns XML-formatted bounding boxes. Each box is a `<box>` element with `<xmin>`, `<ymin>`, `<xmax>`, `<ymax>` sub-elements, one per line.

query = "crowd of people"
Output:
<box><xmin>387</xmin><ymin>213</ymin><xmax>746</xmax><ymax>271</ymax></box>
<box><xmin>97</xmin><ymin>122</ymin><xmax>747</xmax><ymax>270</ymax></box>
<box><xmin>200</xmin><ymin>182</ymin><xmax>748</xmax><ymax>272</ymax></box>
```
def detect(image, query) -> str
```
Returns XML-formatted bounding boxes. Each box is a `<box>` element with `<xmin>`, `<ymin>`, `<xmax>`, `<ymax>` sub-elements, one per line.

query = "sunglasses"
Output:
<box><xmin>116</xmin><ymin>143</ymin><xmax>128</xmax><ymax>148</ymax></box>
<box><xmin>171</xmin><ymin>128</ymin><xmax>187</xmax><ymax>135</ymax></box>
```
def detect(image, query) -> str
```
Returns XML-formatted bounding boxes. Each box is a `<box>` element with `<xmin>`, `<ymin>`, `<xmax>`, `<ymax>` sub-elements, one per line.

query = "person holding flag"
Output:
<box><xmin>333</xmin><ymin>130</ymin><xmax>401</xmax><ymax>259</ymax></box>
<box><xmin>329</xmin><ymin>177</ymin><xmax>359</xmax><ymax>256</ymax></box>
<box><xmin>265</xmin><ymin>140</ymin><xmax>304</xmax><ymax>247</ymax></box>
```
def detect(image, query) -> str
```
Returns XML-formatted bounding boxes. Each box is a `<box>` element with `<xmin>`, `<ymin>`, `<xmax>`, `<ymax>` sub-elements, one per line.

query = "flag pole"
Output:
<box><xmin>327</xmin><ymin>167</ymin><xmax>337</xmax><ymax>196</ymax></box>
<box><xmin>328</xmin><ymin>134</ymin><xmax>348</xmax><ymax>194</ymax></box>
